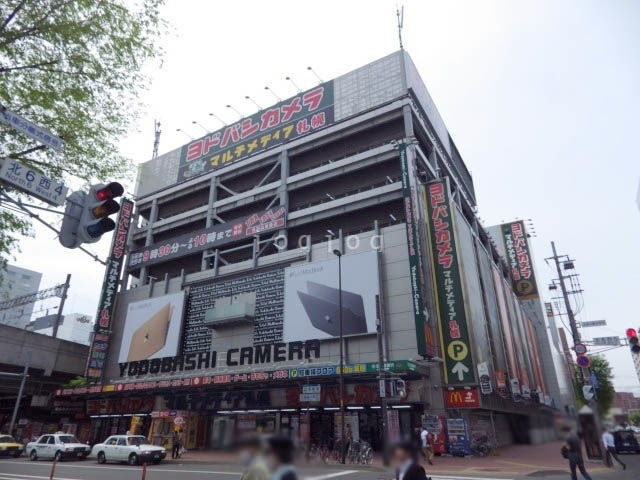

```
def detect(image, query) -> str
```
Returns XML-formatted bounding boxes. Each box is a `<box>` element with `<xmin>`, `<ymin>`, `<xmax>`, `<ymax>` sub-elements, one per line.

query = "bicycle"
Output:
<box><xmin>470</xmin><ymin>435</ymin><xmax>491</xmax><ymax>457</ymax></box>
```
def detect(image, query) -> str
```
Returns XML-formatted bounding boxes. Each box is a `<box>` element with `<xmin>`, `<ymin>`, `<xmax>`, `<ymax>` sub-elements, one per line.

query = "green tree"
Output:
<box><xmin>574</xmin><ymin>355</ymin><xmax>615</xmax><ymax>417</ymax></box>
<box><xmin>0</xmin><ymin>0</ymin><xmax>165</xmax><ymax>273</ymax></box>
<box><xmin>629</xmin><ymin>410</ymin><xmax>640</xmax><ymax>426</ymax></box>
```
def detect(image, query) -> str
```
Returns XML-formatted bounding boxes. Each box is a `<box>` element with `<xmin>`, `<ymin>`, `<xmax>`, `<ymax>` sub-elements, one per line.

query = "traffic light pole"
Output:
<box><xmin>550</xmin><ymin>241</ymin><xmax>603</xmax><ymax>460</ymax></box>
<box><xmin>375</xmin><ymin>295</ymin><xmax>389</xmax><ymax>466</ymax></box>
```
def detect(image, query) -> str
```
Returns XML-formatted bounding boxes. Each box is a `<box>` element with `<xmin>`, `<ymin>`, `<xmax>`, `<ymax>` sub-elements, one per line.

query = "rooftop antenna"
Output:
<box><xmin>152</xmin><ymin>120</ymin><xmax>161</xmax><ymax>158</ymax></box>
<box><xmin>396</xmin><ymin>5</ymin><xmax>404</xmax><ymax>50</ymax></box>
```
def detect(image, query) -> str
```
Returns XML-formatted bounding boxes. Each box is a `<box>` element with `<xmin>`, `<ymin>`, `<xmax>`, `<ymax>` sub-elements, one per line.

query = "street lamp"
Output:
<box><xmin>333</xmin><ymin>248</ymin><xmax>345</xmax><ymax>462</ymax></box>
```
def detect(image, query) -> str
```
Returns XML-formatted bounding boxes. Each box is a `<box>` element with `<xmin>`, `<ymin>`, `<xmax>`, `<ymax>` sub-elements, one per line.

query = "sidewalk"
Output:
<box><xmin>170</xmin><ymin>441</ymin><xmax>615</xmax><ymax>478</ymax></box>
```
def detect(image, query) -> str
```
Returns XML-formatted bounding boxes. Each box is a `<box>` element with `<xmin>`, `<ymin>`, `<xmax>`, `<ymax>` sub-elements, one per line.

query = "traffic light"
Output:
<box><xmin>59</xmin><ymin>182</ymin><xmax>124</xmax><ymax>249</ymax></box>
<box><xmin>626</xmin><ymin>328</ymin><xmax>640</xmax><ymax>354</ymax></box>
<box><xmin>395</xmin><ymin>379</ymin><xmax>407</xmax><ymax>399</ymax></box>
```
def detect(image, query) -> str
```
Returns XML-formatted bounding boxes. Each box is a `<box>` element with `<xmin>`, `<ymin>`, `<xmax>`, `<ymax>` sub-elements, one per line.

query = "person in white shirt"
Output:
<box><xmin>419</xmin><ymin>427</ymin><xmax>433</xmax><ymax>465</ymax></box>
<box><xmin>601</xmin><ymin>427</ymin><xmax>626</xmax><ymax>470</ymax></box>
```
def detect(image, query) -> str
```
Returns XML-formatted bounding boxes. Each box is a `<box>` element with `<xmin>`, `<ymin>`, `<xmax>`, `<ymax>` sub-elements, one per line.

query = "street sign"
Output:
<box><xmin>0</xmin><ymin>105</ymin><xmax>63</xmax><ymax>151</ymax></box>
<box><xmin>0</xmin><ymin>158</ymin><xmax>68</xmax><ymax>206</ymax></box>
<box><xmin>582</xmin><ymin>385</ymin><xmax>595</xmax><ymax>401</ymax></box>
<box><xmin>302</xmin><ymin>384</ymin><xmax>321</xmax><ymax>394</ymax></box>
<box><xmin>576</xmin><ymin>355</ymin><xmax>590</xmax><ymax>368</ymax></box>
<box><xmin>592</xmin><ymin>336</ymin><xmax>620</xmax><ymax>346</ymax></box>
<box><xmin>173</xmin><ymin>416</ymin><xmax>184</xmax><ymax>426</ymax></box>
<box><xmin>574</xmin><ymin>343</ymin><xmax>588</xmax><ymax>355</ymax></box>
<box><xmin>299</xmin><ymin>393</ymin><xmax>320</xmax><ymax>403</ymax></box>
<box><xmin>580</xmin><ymin>320</ymin><xmax>607</xmax><ymax>328</ymax></box>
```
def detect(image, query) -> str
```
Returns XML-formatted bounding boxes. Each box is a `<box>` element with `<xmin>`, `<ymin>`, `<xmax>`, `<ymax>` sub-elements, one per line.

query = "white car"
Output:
<box><xmin>90</xmin><ymin>435</ymin><xmax>166</xmax><ymax>465</ymax></box>
<box><xmin>26</xmin><ymin>433</ymin><xmax>90</xmax><ymax>461</ymax></box>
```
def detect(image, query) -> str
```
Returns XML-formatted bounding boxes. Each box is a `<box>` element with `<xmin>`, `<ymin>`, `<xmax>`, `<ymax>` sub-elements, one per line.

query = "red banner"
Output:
<box><xmin>444</xmin><ymin>388</ymin><xmax>480</xmax><ymax>408</ymax></box>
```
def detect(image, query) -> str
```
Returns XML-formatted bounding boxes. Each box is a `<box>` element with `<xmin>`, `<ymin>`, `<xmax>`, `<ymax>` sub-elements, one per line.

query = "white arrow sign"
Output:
<box><xmin>451</xmin><ymin>362</ymin><xmax>470</xmax><ymax>381</ymax></box>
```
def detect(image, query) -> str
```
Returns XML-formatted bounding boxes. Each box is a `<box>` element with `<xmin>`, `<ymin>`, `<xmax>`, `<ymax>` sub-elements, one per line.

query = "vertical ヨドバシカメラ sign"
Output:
<box><xmin>424</xmin><ymin>179</ymin><xmax>475</xmax><ymax>385</ymax></box>
<box><xmin>500</xmin><ymin>220</ymin><xmax>539</xmax><ymax>299</ymax></box>
<box><xmin>177</xmin><ymin>82</ymin><xmax>334</xmax><ymax>181</ymax></box>
<box><xmin>86</xmin><ymin>198</ymin><xmax>134</xmax><ymax>382</ymax></box>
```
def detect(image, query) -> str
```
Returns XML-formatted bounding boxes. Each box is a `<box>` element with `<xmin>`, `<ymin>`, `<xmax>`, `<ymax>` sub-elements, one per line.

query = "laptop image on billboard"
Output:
<box><xmin>297</xmin><ymin>282</ymin><xmax>367</xmax><ymax>336</ymax></box>
<box><xmin>127</xmin><ymin>303</ymin><xmax>173</xmax><ymax>362</ymax></box>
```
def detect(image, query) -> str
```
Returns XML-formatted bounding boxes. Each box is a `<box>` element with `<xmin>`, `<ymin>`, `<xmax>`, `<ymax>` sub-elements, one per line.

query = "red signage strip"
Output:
<box><xmin>444</xmin><ymin>388</ymin><xmax>480</xmax><ymax>409</ymax></box>
<box><xmin>85</xmin><ymin>198</ymin><xmax>134</xmax><ymax>382</ymax></box>
<box><xmin>128</xmin><ymin>206</ymin><xmax>286</xmax><ymax>270</ymax></box>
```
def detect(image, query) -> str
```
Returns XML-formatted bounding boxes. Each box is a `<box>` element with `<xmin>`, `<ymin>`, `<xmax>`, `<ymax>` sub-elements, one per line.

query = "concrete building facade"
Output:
<box><xmin>0</xmin><ymin>265</ymin><xmax>42</xmax><ymax>329</ymax></box>
<box><xmin>58</xmin><ymin>51</ymin><xmax>562</xmax><ymax>450</ymax></box>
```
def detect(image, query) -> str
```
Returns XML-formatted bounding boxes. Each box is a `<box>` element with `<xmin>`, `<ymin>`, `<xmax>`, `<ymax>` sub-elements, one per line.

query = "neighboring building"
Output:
<box><xmin>27</xmin><ymin>313</ymin><xmax>94</xmax><ymax>346</ymax></box>
<box><xmin>57</xmin><ymin>51</ymin><xmax>560</xmax><ymax>449</ymax></box>
<box><xmin>486</xmin><ymin>224</ymin><xmax>573</xmax><ymax>413</ymax></box>
<box><xmin>0</xmin><ymin>265</ymin><xmax>42</xmax><ymax>329</ymax></box>
<box><xmin>609</xmin><ymin>391</ymin><xmax>640</xmax><ymax>425</ymax></box>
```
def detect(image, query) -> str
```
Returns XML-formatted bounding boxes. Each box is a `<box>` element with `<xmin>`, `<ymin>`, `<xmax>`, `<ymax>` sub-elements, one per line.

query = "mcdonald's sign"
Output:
<box><xmin>444</xmin><ymin>388</ymin><xmax>480</xmax><ymax>409</ymax></box>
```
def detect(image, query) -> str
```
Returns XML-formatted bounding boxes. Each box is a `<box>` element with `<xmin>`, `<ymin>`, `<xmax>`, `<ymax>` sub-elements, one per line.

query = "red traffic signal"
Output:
<box><xmin>626</xmin><ymin>328</ymin><xmax>640</xmax><ymax>354</ymax></box>
<box><xmin>94</xmin><ymin>182</ymin><xmax>124</xmax><ymax>201</ymax></box>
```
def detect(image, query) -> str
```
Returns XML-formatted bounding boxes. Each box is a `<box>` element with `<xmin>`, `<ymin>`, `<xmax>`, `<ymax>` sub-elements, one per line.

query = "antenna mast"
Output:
<box><xmin>152</xmin><ymin>120</ymin><xmax>161</xmax><ymax>159</ymax></box>
<box><xmin>396</xmin><ymin>5</ymin><xmax>404</xmax><ymax>50</ymax></box>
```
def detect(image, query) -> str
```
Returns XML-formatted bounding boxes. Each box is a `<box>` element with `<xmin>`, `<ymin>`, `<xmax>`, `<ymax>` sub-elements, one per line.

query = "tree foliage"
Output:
<box><xmin>629</xmin><ymin>410</ymin><xmax>640</xmax><ymax>426</ymax></box>
<box><xmin>574</xmin><ymin>355</ymin><xmax>615</xmax><ymax>417</ymax></box>
<box><xmin>0</xmin><ymin>0</ymin><xmax>165</xmax><ymax>270</ymax></box>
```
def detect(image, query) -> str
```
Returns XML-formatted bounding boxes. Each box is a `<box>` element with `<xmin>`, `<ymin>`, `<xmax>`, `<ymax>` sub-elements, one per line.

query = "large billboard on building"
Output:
<box><xmin>400</xmin><ymin>143</ymin><xmax>435</xmax><ymax>357</ymax></box>
<box><xmin>177</xmin><ymin>82</ymin><xmax>334</xmax><ymax>182</ymax></box>
<box><xmin>500</xmin><ymin>221</ymin><xmax>539</xmax><ymax>300</ymax></box>
<box><xmin>128</xmin><ymin>206</ymin><xmax>286</xmax><ymax>270</ymax></box>
<box><xmin>283</xmin><ymin>251</ymin><xmax>379</xmax><ymax>342</ymax></box>
<box><xmin>424</xmin><ymin>178</ymin><xmax>475</xmax><ymax>385</ymax></box>
<box><xmin>117</xmin><ymin>292</ymin><xmax>186</xmax><ymax>363</ymax></box>
<box><xmin>86</xmin><ymin>198</ymin><xmax>134</xmax><ymax>382</ymax></box>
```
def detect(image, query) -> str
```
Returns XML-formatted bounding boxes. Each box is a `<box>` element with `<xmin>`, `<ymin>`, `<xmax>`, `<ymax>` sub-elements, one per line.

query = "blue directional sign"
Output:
<box><xmin>0</xmin><ymin>105</ymin><xmax>63</xmax><ymax>151</ymax></box>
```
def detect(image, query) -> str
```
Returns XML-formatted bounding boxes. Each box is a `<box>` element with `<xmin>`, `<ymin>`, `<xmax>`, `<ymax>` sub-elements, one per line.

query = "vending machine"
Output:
<box><xmin>422</xmin><ymin>414</ymin><xmax>447</xmax><ymax>454</ymax></box>
<box><xmin>446</xmin><ymin>418</ymin><xmax>470</xmax><ymax>456</ymax></box>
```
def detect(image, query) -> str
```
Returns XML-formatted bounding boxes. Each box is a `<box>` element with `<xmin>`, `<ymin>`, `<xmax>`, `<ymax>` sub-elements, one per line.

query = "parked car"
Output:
<box><xmin>614</xmin><ymin>430</ymin><xmax>640</xmax><ymax>454</ymax></box>
<box><xmin>0</xmin><ymin>435</ymin><xmax>23</xmax><ymax>457</ymax></box>
<box><xmin>90</xmin><ymin>435</ymin><xmax>166</xmax><ymax>465</ymax></box>
<box><xmin>26</xmin><ymin>433</ymin><xmax>90</xmax><ymax>461</ymax></box>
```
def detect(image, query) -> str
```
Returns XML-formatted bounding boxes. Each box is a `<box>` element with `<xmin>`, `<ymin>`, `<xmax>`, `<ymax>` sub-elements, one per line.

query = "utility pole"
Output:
<box><xmin>549</xmin><ymin>242</ymin><xmax>603</xmax><ymax>460</ymax></box>
<box><xmin>375</xmin><ymin>294</ymin><xmax>390</xmax><ymax>466</ymax></box>
<box><xmin>8</xmin><ymin>353</ymin><xmax>30</xmax><ymax>435</ymax></box>
<box><xmin>52</xmin><ymin>274</ymin><xmax>71</xmax><ymax>339</ymax></box>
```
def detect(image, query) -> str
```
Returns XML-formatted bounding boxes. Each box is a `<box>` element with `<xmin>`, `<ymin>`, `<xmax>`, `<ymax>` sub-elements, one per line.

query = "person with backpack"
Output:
<box><xmin>561</xmin><ymin>427</ymin><xmax>593</xmax><ymax>480</ymax></box>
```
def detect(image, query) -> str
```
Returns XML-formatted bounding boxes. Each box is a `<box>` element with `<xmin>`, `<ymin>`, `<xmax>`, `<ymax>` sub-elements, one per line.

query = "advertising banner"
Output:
<box><xmin>399</xmin><ymin>142</ymin><xmax>434</xmax><ymax>356</ymax></box>
<box><xmin>85</xmin><ymin>198</ymin><xmax>134</xmax><ymax>382</ymax></box>
<box><xmin>118</xmin><ymin>292</ymin><xmax>186</xmax><ymax>363</ymax></box>
<box><xmin>177</xmin><ymin>82</ymin><xmax>334</xmax><ymax>181</ymax></box>
<box><xmin>444</xmin><ymin>389</ymin><xmax>480</xmax><ymax>409</ymax></box>
<box><xmin>477</xmin><ymin>362</ymin><xmax>493</xmax><ymax>395</ymax></box>
<box><xmin>283</xmin><ymin>250</ymin><xmax>379</xmax><ymax>342</ymax></box>
<box><xmin>128</xmin><ymin>206</ymin><xmax>286</xmax><ymax>270</ymax></box>
<box><xmin>500</xmin><ymin>221</ymin><xmax>539</xmax><ymax>299</ymax></box>
<box><xmin>424</xmin><ymin>179</ymin><xmax>474</xmax><ymax>385</ymax></box>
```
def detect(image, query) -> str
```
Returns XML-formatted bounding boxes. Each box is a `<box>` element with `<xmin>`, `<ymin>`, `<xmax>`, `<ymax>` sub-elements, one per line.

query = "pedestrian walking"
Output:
<box><xmin>420</xmin><ymin>427</ymin><xmax>433</xmax><ymax>466</ymax></box>
<box><xmin>340</xmin><ymin>424</ymin><xmax>352</xmax><ymax>464</ymax></box>
<box><xmin>392</xmin><ymin>440</ymin><xmax>428</xmax><ymax>480</ymax></box>
<box><xmin>561</xmin><ymin>427</ymin><xmax>593</xmax><ymax>480</ymax></box>
<box><xmin>171</xmin><ymin>430</ymin><xmax>181</xmax><ymax>460</ymax></box>
<box><xmin>602</xmin><ymin>427</ymin><xmax>626</xmax><ymax>470</ymax></box>
<box><xmin>239</xmin><ymin>436</ymin><xmax>269</xmax><ymax>480</ymax></box>
<box><xmin>265</xmin><ymin>436</ymin><xmax>298</xmax><ymax>480</ymax></box>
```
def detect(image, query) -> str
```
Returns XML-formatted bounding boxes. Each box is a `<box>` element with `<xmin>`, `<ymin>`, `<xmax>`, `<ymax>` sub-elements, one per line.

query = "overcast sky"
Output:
<box><xmin>11</xmin><ymin>0</ymin><xmax>640</xmax><ymax>393</ymax></box>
